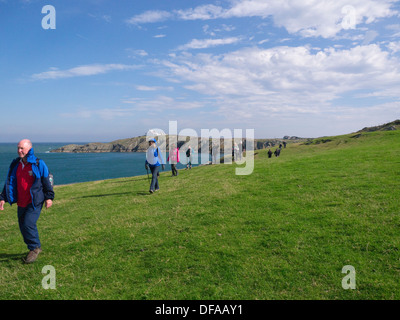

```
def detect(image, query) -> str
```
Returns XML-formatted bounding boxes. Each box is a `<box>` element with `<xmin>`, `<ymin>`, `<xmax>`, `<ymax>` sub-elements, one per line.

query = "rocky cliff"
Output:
<box><xmin>50</xmin><ymin>135</ymin><xmax>306</xmax><ymax>153</ymax></box>
<box><xmin>51</xmin><ymin>137</ymin><xmax>149</xmax><ymax>153</ymax></box>
<box><xmin>357</xmin><ymin>120</ymin><xmax>400</xmax><ymax>133</ymax></box>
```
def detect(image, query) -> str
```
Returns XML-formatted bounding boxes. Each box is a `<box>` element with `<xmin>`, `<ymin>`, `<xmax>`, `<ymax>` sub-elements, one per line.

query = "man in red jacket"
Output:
<box><xmin>0</xmin><ymin>139</ymin><xmax>54</xmax><ymax>264</ymax></box>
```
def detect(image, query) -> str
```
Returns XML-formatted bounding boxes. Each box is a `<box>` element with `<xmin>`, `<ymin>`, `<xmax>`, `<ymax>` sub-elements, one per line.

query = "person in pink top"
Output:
<box><xmin>167</xmin><ymin>143</ymin><xmax>180</xmax><ymax>176</ymax></box>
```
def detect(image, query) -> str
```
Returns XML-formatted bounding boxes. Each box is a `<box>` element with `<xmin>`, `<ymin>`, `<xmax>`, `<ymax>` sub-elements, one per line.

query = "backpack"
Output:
<box><xmin>36</xmin><ymin>159</ymin><xmax>54</xmax><ymax>187</ymax></box>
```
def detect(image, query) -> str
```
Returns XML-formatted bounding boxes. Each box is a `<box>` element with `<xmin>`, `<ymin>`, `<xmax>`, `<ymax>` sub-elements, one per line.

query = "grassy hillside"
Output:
<box><xmin>0</xmin><ymin>130</ymin><xmax>399</xmax><ymax>300</ymax></box>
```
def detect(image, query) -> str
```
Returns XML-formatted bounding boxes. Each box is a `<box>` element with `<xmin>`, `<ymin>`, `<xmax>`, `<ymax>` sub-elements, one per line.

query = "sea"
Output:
<box><xmin>0</xmin><ymin>143</ymin><xmax>198</xmax><ymax>187</ymax></box>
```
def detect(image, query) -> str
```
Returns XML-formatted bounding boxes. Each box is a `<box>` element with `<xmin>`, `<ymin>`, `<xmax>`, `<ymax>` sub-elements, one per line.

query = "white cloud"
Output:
<box><xmin>177</xmin><ymin>37</ymin><xmax>241</xmax><ymax>50</ymax></box>
<box><xmin>386</xmin><ymin>41</ymin><xmax>400</xmax><ymax>53</ymax></box>
<box><xmin>386</xmin><ymin>25</ymin><xmax>400</xmax><ymax>38</ymax></box>
<box><xmin>128</xmin><ymin>0</ymin><xmax>399</xmax><ymax>38</ymax></box>
<box><xmin>61</xmin><ymin>107</ymin><xmax>136</xmax><ymax>120</ymax></box>
<box><xmin>102</xmin><ymin>15</ymin><xmax>111</xmax><ymax>23</ymax></box>
<box><xmin>225</xmin><ymin>0</ymin><xmax>398</xmax><ymax>38</ymax></box>
<box><xmin>175</xmin><ymin>4</ymin><xmax>225</xmax><ymax>20</ymax></box>
<box><xmin>203</xmin><ymin>24</ymin><xmax>236</xmax><ymax>36</ymax></box>
<box><xmin>135</xmin><ymin>85</ymin><xmax>174</xmax><ymax>91</ymax></box>
<box><xmin>386</xmin><ymin>24</ymin><xmax>400</xmax><ymax>30</ymax></box>
<box><xmin>126</xmin><ymin>49</ymin><xmax>148</xmax><ymax>58</ymax></box>
<box><xmin>88</xmin><ymin>13</ymin><xmax>111</xmax><ymax>23</ymax></box>
<box><xmin>361</xmin><ymin>30</ymin><xmax>379</xmax><ymax>45</ymax></box>
<box><xmin>122</xmin><ymin>96</ymin><xmax>205</xmax><ymax>110</ymax></box>
<box><xmin>236</xmin><ymin>0</ymin><xmax>396</xmax><ymax>38</ymax></box>
<box><xmin>126</xmin><ymin>10</ymin><xmax>172</xmax><ymax>24</ymax></box>
<box><xmin>161</xmin><ymin>44</ymin><xmax>400</xmax><ymax>121</ymax></box>
<box><xmin>31</xmin><ymin>64</ymin><xmax>139</xmax><ymax>80</ymax></box>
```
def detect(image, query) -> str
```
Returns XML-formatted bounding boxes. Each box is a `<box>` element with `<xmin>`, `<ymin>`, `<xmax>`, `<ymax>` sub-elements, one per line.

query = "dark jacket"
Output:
<box><xmin>0</xmin><ymin>148</ymin><xmax>54</xmax><ymax>209</ymax></box>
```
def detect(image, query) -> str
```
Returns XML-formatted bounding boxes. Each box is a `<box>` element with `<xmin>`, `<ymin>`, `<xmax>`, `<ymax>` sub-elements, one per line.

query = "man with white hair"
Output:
<box><xmin>0</xmin><ymin>139</ymin><xmax>54</xmax><ymax>264</ymax></box>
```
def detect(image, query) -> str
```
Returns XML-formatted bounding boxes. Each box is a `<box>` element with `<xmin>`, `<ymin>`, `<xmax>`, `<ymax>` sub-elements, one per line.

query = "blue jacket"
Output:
<box><xmin>0</xmin><ymin>148</ymin><xmax>55</xmax><ymax>209</ymax></box>
<box><xmin>145</xmin><ymin>145</ymin><xmax>165</xmax><ymax>168</ymax></box>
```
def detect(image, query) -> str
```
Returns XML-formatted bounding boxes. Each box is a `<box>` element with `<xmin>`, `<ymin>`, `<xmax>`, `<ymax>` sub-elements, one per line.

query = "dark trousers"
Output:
<box><xmin>17</xmin><ymin>204</ymin><xmax>42</xmax><ymax>250</ymax></box>
<box><xmin>171</xmin><ymin>164</ymin><xmax>178</xmax><ymax>176</ymax></box>
<box><xmin>186</xmin><ymin>157</ymin><xmax>192</xmax><ymax>169</ymax></box>
<box><xmin>149</xmin><ymin>165</ymin><xmax>160</xmax><ymax>191</ymax></box>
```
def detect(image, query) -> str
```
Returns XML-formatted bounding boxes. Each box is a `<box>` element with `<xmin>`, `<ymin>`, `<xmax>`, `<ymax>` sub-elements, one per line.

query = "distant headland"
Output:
<box><xmin>49</xmin><ymin>135</ymin><xmax>305</xmax><ymax>153</ymax></box>
<box><xmin>50</xmin><ymin>120</ymin><xmax>399</xmax><ymax>153</ymax></box>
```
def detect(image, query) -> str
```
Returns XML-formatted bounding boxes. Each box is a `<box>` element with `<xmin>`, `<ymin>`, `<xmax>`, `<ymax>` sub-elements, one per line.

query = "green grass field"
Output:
<box><xmin>0</xmin><ymin>129</ymin><xmax>399</xmax><ymax>300</ymax></box>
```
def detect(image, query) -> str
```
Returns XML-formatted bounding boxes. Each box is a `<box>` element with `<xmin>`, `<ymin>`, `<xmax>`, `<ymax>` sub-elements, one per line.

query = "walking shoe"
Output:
<box><xmin>149</xmin><ymin>190</ymin><xmax>154</xmax><ymax>193</ymax></box>
<box><xmin>24</xmin><ymin>247</ymin><xmax>42</xmax><ymax>264</ymax></box>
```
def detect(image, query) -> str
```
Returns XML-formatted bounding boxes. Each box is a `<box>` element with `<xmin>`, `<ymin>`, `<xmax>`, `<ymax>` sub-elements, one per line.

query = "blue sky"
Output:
<box><xmin>1</xmin><ymin>0</ymin><xmax>400</xmax><ymax>142</ymax></box>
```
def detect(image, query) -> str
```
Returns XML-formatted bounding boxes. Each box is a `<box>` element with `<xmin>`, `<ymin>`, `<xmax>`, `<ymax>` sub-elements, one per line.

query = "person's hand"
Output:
<box><xmin>162</xmin><ymin>164</ymin><xmax>165</xmax><ymax>170</ymax></box>
<box><xmin>145</xmin><ymin>164</ymin><xmax>149</xmax><ymax>170</ymax></box>
<box><xmin>0</xmin><ymin>200</ymin><xmax>5</xmax><ymax>211</ymax></box>
<box><xmin>45</xmin><ymin>199</ymin><xmax>53</xmax><ymax>209</ymax></box>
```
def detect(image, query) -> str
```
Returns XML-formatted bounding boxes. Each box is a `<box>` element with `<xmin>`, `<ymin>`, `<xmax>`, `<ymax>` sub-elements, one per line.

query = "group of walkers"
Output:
<box><xmin>145</xmin><ymin>139</ymin><xmax>194</xmax><ymax>194</ymax></box>
<box><xmin>267</xmin><ymin>141</ymin><xmax>286</xmax><ymax>158</ymax></box>
<box><xmin>0</xmin><ymin>138</ymin><xmax>194</xmax><ymax>264</ymax></box>
<box><xmin>212</xmin><ymin>142</ymin><xmax>244</xmax><ymax>164</ymax></box>
<box><xmin>0</xmin><ymin>137</ymin><xmax>241</xmax><ymax>264</ymax></box>
<box><xmin>144</xmin><ymin>139</ymin><xmax>246</xmax><ymax>194</ymax></box>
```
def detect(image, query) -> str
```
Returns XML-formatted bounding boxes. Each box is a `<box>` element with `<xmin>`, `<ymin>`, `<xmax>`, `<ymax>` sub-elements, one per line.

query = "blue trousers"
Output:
<box><xmin>149</xmin><ymin>165</ymin><xmax>160</xmax><ymax>192</ymax></box>
<box><xmin>17</xmin><ymin>204</ymin><xmax>42</xmax><ymax>250</ymax></box>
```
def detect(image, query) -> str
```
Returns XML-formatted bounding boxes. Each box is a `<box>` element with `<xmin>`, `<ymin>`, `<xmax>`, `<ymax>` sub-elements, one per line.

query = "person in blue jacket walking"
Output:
<box><xmin>145</xmin><ymin>138</ymin><xmax>165</xmax><ymax>193</ymax></box>
<box><xmin>0</xmin><ymin>139</ymin><xmax>54</xmax><ymax>264</ymax></box>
